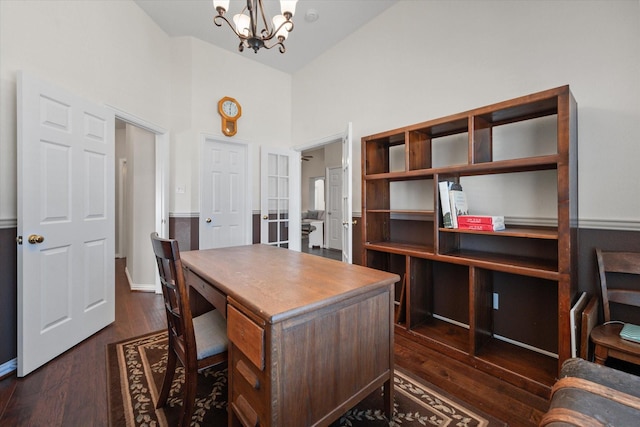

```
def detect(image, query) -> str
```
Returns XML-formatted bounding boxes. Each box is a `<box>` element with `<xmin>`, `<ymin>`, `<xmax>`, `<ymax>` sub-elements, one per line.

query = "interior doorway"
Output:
<box><xmin>114</xmin><ymin>120</ymin><xmax>156</xmax><ymax>291</ymax></box>
<box><xmin>299</xmin><ymin>141</ymin><xmax>343</xmax><ymax>261</ymax></box>
<box><xmin>109</xmin><ymin>106</ymin><xmax>169</xmax><ymax>293</ymax></box>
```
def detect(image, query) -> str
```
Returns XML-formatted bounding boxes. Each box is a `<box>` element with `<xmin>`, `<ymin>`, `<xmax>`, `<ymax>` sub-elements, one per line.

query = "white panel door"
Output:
<box><xmin>327</xmin><ymin>166</ymin><xmax>342</xmax><ymax>250</ymax></box>
<box><xmin>17</xmin><ymin>72</ymin><xmax>115</xmax><ymax>376</ymax></box>
<box><xmin>260</xmin><ymin>147</ymin><xmax>300</xmax><ymax>251</ymax></box>
<box><xmin>200</xmin><ymin>137</ymin><xmax>250</xmax><ymax>249</ymax></box>
<box><xmin>341</xmin><ymin>122</ymin><xmax>353</xmax><ymax>263</ymax></box>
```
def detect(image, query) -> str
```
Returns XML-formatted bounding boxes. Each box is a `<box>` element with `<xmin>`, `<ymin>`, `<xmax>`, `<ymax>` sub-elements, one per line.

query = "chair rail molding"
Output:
<box><xmin>0</xmin><ymin>218</ymin><xmax>17</xmax><ymax>229</ymax></box>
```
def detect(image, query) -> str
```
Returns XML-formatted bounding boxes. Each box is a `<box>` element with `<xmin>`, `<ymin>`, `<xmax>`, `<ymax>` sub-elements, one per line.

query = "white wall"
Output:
<box><xmin>125</xmin><ymin>125</ymin><xmax>156</xmax><ymax>289</ymax></box>
<box><xmin>291</xmin><ymin>0</ymin><xmax>640</xmax><ymax>229</ymax></box>
<box><xmin>170</xmin><ymin>37</ymin><xmax>292</xmax><ymax>215</ymax></box>
<box><xmin>115</xmin><ymin>127</ymin><xmax>127</xmax><ymax>257</ymax></box>
<box><xmin>0</xmin><ymin>0</ymin><xmax>292</xmax><ymax>224</ymax></box>
<box><xmin>2</xmin><ymin>0</ymin><xmax>638</xmax><ymax>230</ymax></box>
<box><xmin>0</xmin><ymin>0</ymin><xmax>172</xmax><ymax>222</ymax></box>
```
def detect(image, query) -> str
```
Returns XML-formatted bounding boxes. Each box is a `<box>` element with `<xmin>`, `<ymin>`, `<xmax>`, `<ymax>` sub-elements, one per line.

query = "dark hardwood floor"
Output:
<box><xmin>0</xmin><ymin>257</ymin><xmax>548</xmax><ymax>426</ymax></box>
<box><xmin>300</xmin><ymin>238</ymin><xmax>343</xmax><ymax>261</ymax></box>
<box><xmin>0</xmin><ymin>259</ymin><xmax>167</xmax><ymax>426</ymax></box>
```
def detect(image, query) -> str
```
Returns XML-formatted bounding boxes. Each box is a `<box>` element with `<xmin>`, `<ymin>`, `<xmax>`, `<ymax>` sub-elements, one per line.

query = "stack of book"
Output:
<box><xmin>457</xmin><ymin>215</ymin><xmax>505</xmax><ymax>231</ymax></box>
<box><xmin>439</xmin><ymin>180</ymin><xmax>505</xmax><ymax>231</ymax></box>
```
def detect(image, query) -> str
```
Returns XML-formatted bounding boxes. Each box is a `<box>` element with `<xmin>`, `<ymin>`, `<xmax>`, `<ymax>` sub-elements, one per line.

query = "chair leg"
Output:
<box><xmin>157</xmin><ymin>349</ymin><xmax>177</xmax><ymax>409</ymax></box>
<box><xmin>180</xmin><ymin>370</ymin><xmax>198</xmax><ymax>427</ymax></box>
<box><xmin>594</xmin><ymin>344</ymin><xmax>608</xmax><ymax>365</ymax></box>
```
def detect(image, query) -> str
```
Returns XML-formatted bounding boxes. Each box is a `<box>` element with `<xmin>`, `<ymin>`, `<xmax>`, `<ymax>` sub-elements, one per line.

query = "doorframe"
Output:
<box><xmin>106</xmin><ymin>105</ymin><xmax>169</xmax><ymax>293</ymax></box>
<box><xmin>295</xmin><ymin>131</ymin><xmax>348</xmax><ymax>254</ymax></box>
<box><xmin>199</xmin><ymin>134</ymin><xmax>253</xmax><ymax>248</ymax></box>
<box><xmin>116</xmin><ymin>158</ymin><xmax>127</xmax><ymax>258</ymax></box>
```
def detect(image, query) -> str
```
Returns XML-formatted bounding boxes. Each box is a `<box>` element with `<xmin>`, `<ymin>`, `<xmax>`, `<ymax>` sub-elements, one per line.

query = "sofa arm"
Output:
<box><xmin>540</xmin><ymin>358</ymin><xmax>640</xmax><ymax>426</ymax></box>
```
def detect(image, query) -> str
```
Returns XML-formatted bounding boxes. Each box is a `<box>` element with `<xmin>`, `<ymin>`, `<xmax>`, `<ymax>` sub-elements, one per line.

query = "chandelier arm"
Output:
<box><xmin>272</xmin><ymin>19</ymin><xmax>294</xmax><ymax>37</ymax></box>
<box><xmin>213</xmin><ymin>14</ymin><xmax>245</xmax><ymax>39</ymax></box>
<box><xmin>263</xmin><ymin>39</ymin><xmax>286</xmax><ymax>54</ymax></box>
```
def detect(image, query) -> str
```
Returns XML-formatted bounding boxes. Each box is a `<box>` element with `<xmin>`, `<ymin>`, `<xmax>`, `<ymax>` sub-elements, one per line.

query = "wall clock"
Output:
<box><xmin>217</xmin><ymin>96</ymin><xmax>241</xmax><ymax>136</ymax></box>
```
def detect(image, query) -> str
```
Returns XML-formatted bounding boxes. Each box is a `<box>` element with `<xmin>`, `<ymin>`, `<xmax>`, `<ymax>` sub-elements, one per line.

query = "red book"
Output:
<box><xmin>458</xmin><ymin>223</ymin><xmax>505</xmax><ymax>231</ymax></box>
<box><xmin>457</xmin><ymin>215</ymin><xmax>504</xmax><ymax>225</ymax></box>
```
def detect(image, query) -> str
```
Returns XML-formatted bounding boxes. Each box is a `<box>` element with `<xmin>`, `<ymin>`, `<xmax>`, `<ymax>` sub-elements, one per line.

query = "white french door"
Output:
<box><xmin>341</xmin><ymin>123</ymin><xmax>353</xmax><ymax>263</ymax></box>
<box><xmin>326</xmin><ymin>166</ymin><xmax>342</xmax><ymax>250</ymax></box>
<box><xmin>260</xmin><ymin>147</ymin><xmax>300</xmax><ymax>250</ymax></box>
<box><xmin>17</xmin><ymin>71</ymin><xmax>115</xmax><ymax>376</ymax></box>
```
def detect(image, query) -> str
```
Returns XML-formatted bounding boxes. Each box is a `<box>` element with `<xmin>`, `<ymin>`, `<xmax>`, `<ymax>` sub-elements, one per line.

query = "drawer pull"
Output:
<box><xmin>236</xmin><ymin>359</ymin><xmax>260</xmax><ymax>390</ymax></box>
<box><xmin>232</xmin><ymin>395</ymin><xmax>259</xmax><ymax>427</ymax></box>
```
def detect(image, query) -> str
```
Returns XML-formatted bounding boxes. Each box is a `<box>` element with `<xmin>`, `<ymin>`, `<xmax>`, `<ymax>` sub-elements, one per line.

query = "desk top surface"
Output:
<box><xmin>181</xmin><ymin>244</ymin><xmax>399</xmax><ymax>323</ymax></box>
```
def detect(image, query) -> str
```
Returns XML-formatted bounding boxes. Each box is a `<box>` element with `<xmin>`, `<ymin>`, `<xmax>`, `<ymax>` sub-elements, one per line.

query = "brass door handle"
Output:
<box><xmin>263</xmin><ymin>215</ymin><xmax>268</xmax><ymax>220</ymax></box>
<box><xmin>205</xmin><ymin>218</ymin><xmax>212</xmax><ymax>223</ymax></box>
<box><xmin>28</xmin><ymin>234</ymin><xmax>45</xmax><ymax>244</ymax></box>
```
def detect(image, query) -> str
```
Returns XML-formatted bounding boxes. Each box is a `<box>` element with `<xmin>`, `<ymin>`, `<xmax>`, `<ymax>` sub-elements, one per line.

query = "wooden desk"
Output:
<box><xmin>180</xmin><ymin>244</ymin><xmax>399</xmax><ymax>427</ymax></box>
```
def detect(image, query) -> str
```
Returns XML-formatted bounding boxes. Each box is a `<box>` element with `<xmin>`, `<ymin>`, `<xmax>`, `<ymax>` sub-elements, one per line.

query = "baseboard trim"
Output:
<box><xmin>124</xmin><ymin>267</ymin><xmax>155</xmax><ymax>292</ymax></box>
<box><xmin>0</xmin><ymin>358</ymin><xmax>17</xmax><ymax>379</ymax></box>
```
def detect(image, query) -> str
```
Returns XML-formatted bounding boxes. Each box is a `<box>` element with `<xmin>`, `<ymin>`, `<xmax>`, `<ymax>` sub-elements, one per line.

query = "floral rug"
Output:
<box><xmin>107</xmin><ymin>331</ymin><xmax>505</xmax><ymax>426</ymax></box>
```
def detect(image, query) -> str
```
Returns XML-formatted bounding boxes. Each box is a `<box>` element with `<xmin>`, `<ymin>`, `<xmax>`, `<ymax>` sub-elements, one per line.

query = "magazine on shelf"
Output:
<box><xmin>457</xmin><ymin>215</ymin><xmax>505</xmax><ymax>225</ymax></box>
<box><xmin>448</xmin><ymin>183</ymin><xmax>469</xmax><ymax>228</ymax></box>
<box><xmin>438</xmin><ymin>181</ymin><xmax>454</xmax><ymax>228</ymax></box>
<box><xmin>570</xmin><ymin>292</ymin><xmax>588</xmax><ymax>358</ymax></box>
<box><xmin>458</xmin><ymin>222</ymin><xmax>506</xmax><ymax>231</ymax></box>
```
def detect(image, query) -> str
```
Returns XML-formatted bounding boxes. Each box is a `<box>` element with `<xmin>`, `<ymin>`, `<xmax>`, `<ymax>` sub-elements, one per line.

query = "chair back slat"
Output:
<box><xmin>607</xmin><ymin>290</ymin><xmax>640</xmax><ymax>308</ymax></box>
<box><xmin>151</xmin><ymin>233</ymin><xmax>196</xmax><ymax>367</ymax></box>
<box><xmin>596</xmin><ymin>248</ymin><xmax>640</xmax><ymax>322</ymax></box>
<box><xmin>601</xmin><ymin>251</ymin><xmax>640</xmax><ymax>275</ymax></box>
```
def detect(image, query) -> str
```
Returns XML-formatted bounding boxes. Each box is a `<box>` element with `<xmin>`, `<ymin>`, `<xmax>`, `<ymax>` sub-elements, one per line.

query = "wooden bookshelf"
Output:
<box><xmin>361</xmin><ymin>86</ymin><xmax>578</xmax><ymax>398</ymax></box>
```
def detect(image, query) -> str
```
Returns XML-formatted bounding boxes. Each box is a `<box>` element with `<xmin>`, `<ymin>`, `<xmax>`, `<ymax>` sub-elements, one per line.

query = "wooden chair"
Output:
<box><xmin>150</xmin><ymin>232</ymin><xmax>228</xmax><ymax>427</ymax></box>
<box><xmin>590</xmin><ymin>248</ymin><xmax>640</xmax><ymax>367</ymax></box>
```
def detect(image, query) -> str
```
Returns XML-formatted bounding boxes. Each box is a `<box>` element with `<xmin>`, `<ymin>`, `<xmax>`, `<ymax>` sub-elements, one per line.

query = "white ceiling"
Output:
<box><xmin>133</xmin><ymin>0</ymin><xmax>396</xmax><ymax>74</ymax></box>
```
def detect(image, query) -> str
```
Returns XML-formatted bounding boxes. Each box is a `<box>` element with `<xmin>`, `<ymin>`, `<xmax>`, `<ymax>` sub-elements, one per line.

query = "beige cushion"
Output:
<box><xmin>193</xmin><ymin>309</ymin><xmax>228</xmax><ymax>360</ymax></box>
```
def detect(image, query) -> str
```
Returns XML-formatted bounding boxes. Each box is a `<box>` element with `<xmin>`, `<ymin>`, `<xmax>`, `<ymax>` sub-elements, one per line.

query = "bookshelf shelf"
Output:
<box><xmin>439</xmin><ymin>225</ymin><xmax>558</xmax><ymax>240</ymax></box>
<box><xmin>361</xmin><ymin>86</ymin><xmax>578</xmax><ymax>398</ymax></box>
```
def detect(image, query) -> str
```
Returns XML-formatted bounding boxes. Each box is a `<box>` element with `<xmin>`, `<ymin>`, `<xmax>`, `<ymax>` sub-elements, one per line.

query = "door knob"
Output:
<box><xmin>28</xmin><ymin>234</ymin><xmax>45</xmax><ymax>244</ymax></box>
<box><xmin>263</xmin><ymin>215</ymin><xmax>268</xmax><ymax>220</ymax></box>
<box><xmin>205</xmin><ymin>218</ymin><xmax>212</xmax><ymax>223</ymax></box>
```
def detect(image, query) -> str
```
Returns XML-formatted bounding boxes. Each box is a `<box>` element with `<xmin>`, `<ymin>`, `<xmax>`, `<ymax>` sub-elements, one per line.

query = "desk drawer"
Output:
<box><xmin>184</xmin><ymin>267</ymin><xmax>226</xmax><ymax>318</ymax></box>
<box><xmin>231</xmin><ymin>351</ymin><xmax>268</xmax><ymax>426</ymax></box>
<box><xmin>228</xmin><ymin>305</ymin><xmax>265</xmax><ymax>370</ymax></box>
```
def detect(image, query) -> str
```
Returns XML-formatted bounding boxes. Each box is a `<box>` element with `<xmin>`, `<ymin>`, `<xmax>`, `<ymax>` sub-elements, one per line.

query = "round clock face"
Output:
<box><xmin>222</xmin><ymin>100</ymin><xmax>239</xmax><ymax>118</ymax></box>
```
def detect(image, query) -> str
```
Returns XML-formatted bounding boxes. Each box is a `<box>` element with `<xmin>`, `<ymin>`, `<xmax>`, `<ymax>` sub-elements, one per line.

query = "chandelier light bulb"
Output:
<box><xmin>280</xmin><ymin>0</ymin><xmax>298</xmax><ymax>17</ymax></box>
<box><xmin>233</xmin><ymin>13</ymin><xmax>251</xmax><ymax>37</ymax></box>
<box><xmin>212</xmin><ymin>0</ymin><xmax>229</xmax><ymax>13</ymax></box>
<box><xmin>272</xmin><ymin>14</ymin><xmax>290</xmax><ymax>40</ymax></box>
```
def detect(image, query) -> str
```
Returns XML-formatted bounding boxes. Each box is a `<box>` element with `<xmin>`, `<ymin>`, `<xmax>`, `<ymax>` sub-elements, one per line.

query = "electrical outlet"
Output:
<box><xmin>493</xmin><ymin>293</ymin><xmax>499</xmax><ymax>310</ymax></box>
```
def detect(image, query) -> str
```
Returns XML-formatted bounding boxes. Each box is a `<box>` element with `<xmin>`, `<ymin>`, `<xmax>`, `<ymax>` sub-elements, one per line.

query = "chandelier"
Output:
<box><xmin>212</xmin><ymin>0</ymin><xmax>298</xmax><ymax>53</ymax></box>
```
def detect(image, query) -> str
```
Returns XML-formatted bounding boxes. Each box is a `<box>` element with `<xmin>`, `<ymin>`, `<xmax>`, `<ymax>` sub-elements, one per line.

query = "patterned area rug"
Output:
<box><xmin>107</xmin><ymin>331</ymin><xmax>505</xmax><ymax>427</ymax></box>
